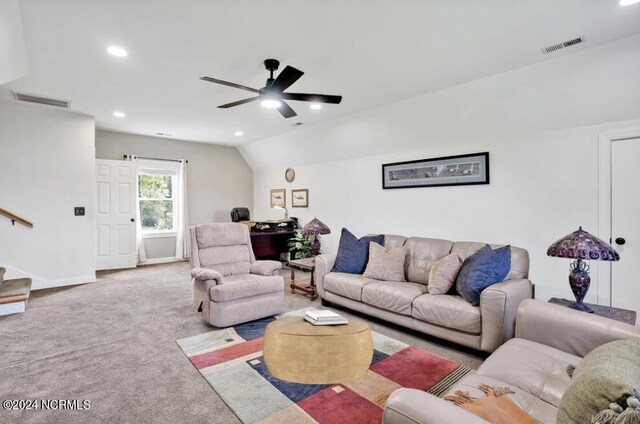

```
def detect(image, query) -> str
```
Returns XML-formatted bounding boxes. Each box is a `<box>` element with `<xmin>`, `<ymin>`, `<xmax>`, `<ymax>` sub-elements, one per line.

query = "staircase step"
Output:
<box><xmin>0</xmin><ymin>278</ymin><xmax>32</xmax><ymax>299</ymax></box>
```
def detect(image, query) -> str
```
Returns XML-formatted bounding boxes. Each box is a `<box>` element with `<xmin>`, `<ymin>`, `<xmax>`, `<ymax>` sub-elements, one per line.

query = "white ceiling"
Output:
<box><xmin>2</xmin><ymin>0</ymin><xmax>640</xmax><ymax>146</ymax></box>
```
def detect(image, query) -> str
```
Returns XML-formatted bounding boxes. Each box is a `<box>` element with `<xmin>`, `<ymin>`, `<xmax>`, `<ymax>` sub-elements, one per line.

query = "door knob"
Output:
<box><xmin>131</xmin><ymin>218</ymin><xmax>135</xmax><ymax>223</ymax></box>
<box><xmin>615</xmin><ymin>237</ymin><xmax>626</xmax><ymax>246</ymax></box>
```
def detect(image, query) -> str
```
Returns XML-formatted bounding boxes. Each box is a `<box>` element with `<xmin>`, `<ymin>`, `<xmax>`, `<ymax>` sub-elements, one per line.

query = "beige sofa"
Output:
<box><xmin>383</xmin><ymin>299</ymin><xmax>640</xmax><ymax>424</ymax></box>
<box><xmin>315</xmin><ymin>235</ymin><xmax>533</xmax><ymax>353</ymax></box>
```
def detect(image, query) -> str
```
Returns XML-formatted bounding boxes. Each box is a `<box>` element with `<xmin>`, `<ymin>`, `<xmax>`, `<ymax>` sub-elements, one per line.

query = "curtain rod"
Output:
<box><xmin>124</xmin><ymin>154</ymin><xmax>187</xmax><ymax>163</ymax></box>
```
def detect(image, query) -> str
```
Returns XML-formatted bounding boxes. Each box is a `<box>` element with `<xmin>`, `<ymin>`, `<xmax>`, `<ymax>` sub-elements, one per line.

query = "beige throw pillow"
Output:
<box><xmin>363</xmin><ymin>242</ymin><xmax>407</xmax><ymax>282</ymax></box>
<box><xmin>428</xmin><ymin>253</ymin><xmax>462</xmax><ymax>295</ymax></box>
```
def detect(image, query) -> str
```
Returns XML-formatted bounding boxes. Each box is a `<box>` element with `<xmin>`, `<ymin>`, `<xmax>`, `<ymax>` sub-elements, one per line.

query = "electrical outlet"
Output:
<box><xmin>74</xmin><ymin>207</ymin><xmax>85</xmax><ymax>216</ymax></box>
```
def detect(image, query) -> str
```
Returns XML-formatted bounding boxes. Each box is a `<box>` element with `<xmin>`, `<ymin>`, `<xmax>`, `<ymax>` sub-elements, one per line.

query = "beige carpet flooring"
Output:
<box><xmin>0</xmin><ymin>262</ymin><xmax>484</xmax><ymax>424</ymax></box>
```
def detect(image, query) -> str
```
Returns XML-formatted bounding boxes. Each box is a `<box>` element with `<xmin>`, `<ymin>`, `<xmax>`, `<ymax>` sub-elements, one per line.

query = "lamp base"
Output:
<box><xmin>568</xmin><ymin>259</ymin><xmax>593</xmax><ymax>314</ymax></box>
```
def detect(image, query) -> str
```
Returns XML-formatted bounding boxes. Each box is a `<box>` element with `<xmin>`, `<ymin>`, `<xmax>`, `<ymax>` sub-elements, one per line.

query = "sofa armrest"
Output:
<box><xmin>515</xmin><ymin>299</ymin><xmax>640</xmax><ymax>357</ymax></box>
<box><xmin>314</xmin><ymin>253</ymin><xmax>336</xmax><ymax>298</ymax></box>
<box><xmin>250</xmin><ymin>260</ymin><xmax>282</xmax><ymax>276</ymax></box>
<box><xmin>191</xmin><ymin>267</ymin><xmax>223</xmax><ymax>284</ymax></box>
<box><xmin>383</xmin><ymin>389</ymin><xmax>490</xmax><ymax>424</ymax></box>
<box><xmin>479</xmin><ymin>278</ymin><xmax>533</xmax><ymax>352</ymax></box>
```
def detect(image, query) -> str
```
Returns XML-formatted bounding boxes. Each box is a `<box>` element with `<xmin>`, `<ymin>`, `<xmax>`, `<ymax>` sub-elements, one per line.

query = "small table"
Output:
<box><xmin>288</xmin><ymin>257</ymin><xmax>317</xmax><ymax>300</ymax></box>
<box><xmin>549</xmin><ymin>297</ymin><xmax>637</xmax><ymax>325</ymax></box>
<box><xmin>263</xmin><ymin>316</ymin><xmax>373</xmax><ymax>384</ymax></box>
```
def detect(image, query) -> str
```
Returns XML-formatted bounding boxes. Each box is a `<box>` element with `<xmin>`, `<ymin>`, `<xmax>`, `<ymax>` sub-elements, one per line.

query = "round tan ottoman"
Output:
<box><xmin>263</xmin><ymin>316</ymin><xmax>373</xmax><ymax>384</ymax></box>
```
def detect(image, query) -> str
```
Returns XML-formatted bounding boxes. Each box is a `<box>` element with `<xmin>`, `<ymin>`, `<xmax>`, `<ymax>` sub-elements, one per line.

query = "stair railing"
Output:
<box><xmin>0</xmin><ymin>208</ymin><xmax>33</xmax><ymax>228</ymax></box>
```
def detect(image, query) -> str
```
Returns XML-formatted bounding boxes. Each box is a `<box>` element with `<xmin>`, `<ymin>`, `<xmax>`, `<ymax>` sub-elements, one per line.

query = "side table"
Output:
<box><xmin>289</xmin><ymin>257</ymin><xmax>317</xmax><ymax>300</ymax></box>
<box><xmin>548</xmin><ymin>297</ymin><xmax>637</xmax><ymax>325</ymax></box>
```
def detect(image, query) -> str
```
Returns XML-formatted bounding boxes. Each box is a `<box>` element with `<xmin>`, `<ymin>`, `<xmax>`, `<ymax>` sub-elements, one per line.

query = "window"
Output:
<box><xmin>138</xmin><ymin>172</ymin><xmax>177</xmax><ymax>234</ymax></box>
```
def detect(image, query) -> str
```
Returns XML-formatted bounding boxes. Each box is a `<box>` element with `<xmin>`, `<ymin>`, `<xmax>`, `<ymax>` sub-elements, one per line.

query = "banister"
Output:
<box><xmin>0</xmin><ymin>208</ymin><xmax>33</xmax><ymax>228</ymax></box>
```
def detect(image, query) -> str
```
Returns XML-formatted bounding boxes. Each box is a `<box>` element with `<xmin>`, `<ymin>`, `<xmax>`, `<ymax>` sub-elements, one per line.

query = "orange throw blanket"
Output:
<box><xmin>444</xmin><ymin>384</ymin><xmax>537</xmax><ymax>424</ymax></box>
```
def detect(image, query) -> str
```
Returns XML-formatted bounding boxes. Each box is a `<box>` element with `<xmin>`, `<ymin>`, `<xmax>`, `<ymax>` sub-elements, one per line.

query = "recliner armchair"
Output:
<box><xmin>189</xmin><ymin>223</ymin><xmax>286</xmax><ymax>327</ymax></box>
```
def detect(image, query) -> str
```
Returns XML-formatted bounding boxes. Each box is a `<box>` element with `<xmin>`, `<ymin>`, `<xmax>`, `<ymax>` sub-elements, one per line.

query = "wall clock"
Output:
<box><xmin>285</xmin><ymin>168</ymin><xmax>296</xmax><ymax>183</ymax></box>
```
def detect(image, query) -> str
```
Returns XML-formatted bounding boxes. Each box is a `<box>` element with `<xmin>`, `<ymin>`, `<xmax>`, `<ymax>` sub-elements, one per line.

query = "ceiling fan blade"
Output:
<box><xmin>218</xmin><ymin>97</ymin><xmax>259</xmax><ymax>108</ymax></box>
<box><xmin>270</xmin><ymin>66</ymin><xmax>304</xmax><ymax>92</ymax></box>
<box><xmin>282</xmin><ymin>93</ymin><xmax>342</xmax><ymax>104</ymax></box>
<box><xmin>200</xmin><ymin>76</ymin><xmax>260</xmax><ymax>93</ymax></box>
<box><xmin>278</xmin><ymin>101</ymin><xmax>297</xmax><ymax>118</ymax></box>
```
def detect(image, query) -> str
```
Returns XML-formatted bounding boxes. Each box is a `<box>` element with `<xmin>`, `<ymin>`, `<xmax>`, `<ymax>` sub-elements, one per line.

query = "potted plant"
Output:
<box><xmin>288</xmin><ymin>229</ymin><xmax>314</xmax><ymax>259</ymax></box>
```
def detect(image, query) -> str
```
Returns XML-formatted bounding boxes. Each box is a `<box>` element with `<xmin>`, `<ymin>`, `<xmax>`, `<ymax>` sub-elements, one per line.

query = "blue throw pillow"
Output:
<box><xmin>332</xmin><ymin>228</ymin><xmax>385</xmax><ymax>274</ymax></box>
<box><xmin>456</xmin><ymin>245</ymin><xmax>511</xmax><ymax>306</ymax></box>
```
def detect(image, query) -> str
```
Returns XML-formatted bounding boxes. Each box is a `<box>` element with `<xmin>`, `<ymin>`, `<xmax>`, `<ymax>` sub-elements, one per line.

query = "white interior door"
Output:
<box><xmin>611</xmin><ymin>137</ymin><xmax>640</xmax><ymax>313</ymax></box>
<box><xmin>95</xmin><ymin>159</ymin><xmax>137</xmax><ymax>270</ymax></box>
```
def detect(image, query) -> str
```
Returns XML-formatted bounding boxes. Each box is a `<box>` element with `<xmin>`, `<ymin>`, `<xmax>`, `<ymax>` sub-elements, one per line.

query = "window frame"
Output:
<box><xmin>137</xmin><ymin>170</ymin><xmax>178</xmax><ymax>238</ymax></box>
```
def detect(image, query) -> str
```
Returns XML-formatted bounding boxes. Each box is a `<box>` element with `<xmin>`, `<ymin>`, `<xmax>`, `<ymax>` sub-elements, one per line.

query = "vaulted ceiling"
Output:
<box><xmin>2</xmin><ymin>0</ymin><xmax>640</xmax><ymax>146</ymax></box>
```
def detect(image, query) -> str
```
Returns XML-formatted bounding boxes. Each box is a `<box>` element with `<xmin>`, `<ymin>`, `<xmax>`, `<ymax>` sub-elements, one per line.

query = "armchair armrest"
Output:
<box><xmin>383</xmin><ymin>389</ymin><xmax>490</xmax><ymax>424</ymax></box>
<box><xmin>191</xmin><ymin>267</ymin><xmax>223</xmax><ymax>284</ymax></box>
<box><xmin>314</xmin><ymin>253</ymin><xmax>336</xmax><ymax>298</ymax></box>
<box><xmin>479</xmin><ymin>278</ymin><xmax>533</xmax><ymax>352</ymax></box>
<box><xmin>250</xmin><ymin>260</ymin><xmax>282</xmax><ymax>276</ymax></box>
<box><xmin>515</xmin><ymin>299</ymin><xmax>640</xmax><ymax>357</ymax></box>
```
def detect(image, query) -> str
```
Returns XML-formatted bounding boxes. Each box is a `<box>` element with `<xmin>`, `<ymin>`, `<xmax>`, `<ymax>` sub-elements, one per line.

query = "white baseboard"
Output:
<box><xmin>31</xmin><ymin>275</ymin><xmax>97</xmax><ymax>291</ymax></box>
<box><xmin>138</xmin><ymin>258</ymin><xmax>187</xmax><ymax>266</ymax></box>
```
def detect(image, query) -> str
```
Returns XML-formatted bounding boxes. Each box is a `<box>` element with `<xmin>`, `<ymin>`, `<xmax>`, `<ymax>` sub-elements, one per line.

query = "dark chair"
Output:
<box><xmin>230</xmin><ymin>207</ymin><xmax>250</xmax><ymax>222</ymax></box>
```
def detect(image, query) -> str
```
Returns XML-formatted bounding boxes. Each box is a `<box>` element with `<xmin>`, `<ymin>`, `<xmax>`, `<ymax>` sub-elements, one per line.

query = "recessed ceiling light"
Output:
<box><xmin>107</xmin><ymin>45</ymin><xmax>128</xmax><ymax>57</ymax></box>
<box><xmin>310</xmin><ymin>103</ymin><xmax>322</xmax><ymax>110</ymax></box>
<box><xmin>620</xmin><ymin>0</ymin><xmax>640</xmax><ymax>5</ymax></box>
<box><xmin>234</xmin><ymin>131</ymin><xmax>244</xmax><ymax>137</ymax></box>
<box><xmin>113</xmin><ymin>111</ymin><xmax>126</xmax><ymax>118</ymax></box>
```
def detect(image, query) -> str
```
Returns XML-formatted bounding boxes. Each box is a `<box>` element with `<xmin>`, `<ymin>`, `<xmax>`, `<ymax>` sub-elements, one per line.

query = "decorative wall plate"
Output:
<box><xmin>285</xmin><ymin>168</ymin><xmax>296</xmax><ymax>183</ymax></box>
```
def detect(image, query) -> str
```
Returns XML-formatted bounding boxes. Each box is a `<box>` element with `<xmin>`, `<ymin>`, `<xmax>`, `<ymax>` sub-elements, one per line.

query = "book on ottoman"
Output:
<box><xmin>304</xmin><ymin>310</ymin><xmax>348</xmax><ymax>326</ymax></box>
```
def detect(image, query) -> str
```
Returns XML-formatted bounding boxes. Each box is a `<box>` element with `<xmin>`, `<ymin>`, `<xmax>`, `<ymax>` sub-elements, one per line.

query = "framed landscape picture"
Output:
<box><xmin>291</xmin><ymin>189</ymin><xmax>309</xmax><ymax>208</ymax></box>
<box><xmin>382</xmin><ymin>152</ymin><xmax>489</xmax><ymax>189</ymax></box>
<box><xmin>270</xmin><ymin>189</ymin><xmax>286</xmax><ymax>208</ymax></box>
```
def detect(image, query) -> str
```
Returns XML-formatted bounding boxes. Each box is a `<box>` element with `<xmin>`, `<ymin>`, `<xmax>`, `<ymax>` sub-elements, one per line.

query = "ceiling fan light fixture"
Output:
<box><xmin>260</xmin><ymin>97</ymin><xmax>282</xmax><ymax>109</ymax></box>
<box><xmin>310</xmin><ymin>103</ymin><xmax>322</xmax><ymax>110</ymax></box>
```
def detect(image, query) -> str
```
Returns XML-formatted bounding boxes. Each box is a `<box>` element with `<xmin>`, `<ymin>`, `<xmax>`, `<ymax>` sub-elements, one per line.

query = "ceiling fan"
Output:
<box><xmin>200</xmin><ymin>59</ymin><xmax>342</xmax><ymax>118</ymax></box>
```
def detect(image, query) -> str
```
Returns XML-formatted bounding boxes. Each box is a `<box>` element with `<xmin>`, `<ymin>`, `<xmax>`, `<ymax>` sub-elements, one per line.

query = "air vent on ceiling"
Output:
<box><xmin>541</xmin><ymin>36</ymin><xmax>584</xmax><ymax>54</ymax></box>
<box><xmin>13</xmin><ymin>91</ymin><xmax>71</xmax><ymax>108</ymax></box>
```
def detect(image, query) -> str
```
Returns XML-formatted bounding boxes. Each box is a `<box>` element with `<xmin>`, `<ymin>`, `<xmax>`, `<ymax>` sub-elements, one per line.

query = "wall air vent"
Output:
<box><xmin>541</xmin><ymin>36</ymin><xmax>584</xmax><ymax>54</ymax></box>
<box><xmin>13</xmin><ymin>91</ymin><xmax>71</xmax><ymax>108</ymax></box>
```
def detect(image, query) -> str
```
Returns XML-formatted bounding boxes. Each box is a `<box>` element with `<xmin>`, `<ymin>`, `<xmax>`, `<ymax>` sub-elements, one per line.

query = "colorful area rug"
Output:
<box><xmin>177</xmin><ymin>309</ymin><xmax>470</xmax><ymax>424</ymax></box>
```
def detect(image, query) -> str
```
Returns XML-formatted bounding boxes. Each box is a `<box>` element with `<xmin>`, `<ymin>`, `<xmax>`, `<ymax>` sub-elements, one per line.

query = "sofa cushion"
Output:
<box><xmin>478</xmin><ymin>338</ymin><xmax>579</xmax><ymax>408</ymax></box>
<box><xmin>452</xmin><ymin>241</ymin><xmax>529</xmax><ymax>280</ymax></box>
<box><xmin>404</xmin><ymin>237</ymin><xmax>454</xmax><ymax>285</ymax></box>
<box><xmin>446</xmin><ymin>373</ymin><xmax>558</xmax><ymax>424</ymax></box>
<box><xmin>209</xmin><ymin>274</ymin><xmax>283</xmax><ymax>302</ymax></box>
<box><xmin>412</xmin><ymin>294</ymin><xmax>481</xmax><ymax>334</ymax></box>
<box><xmin>198</xmin><ymin>245</ymin><xmax>251</xmax><ymax>276</ymax></box>
<box><xmin>456</xmin><ymin>245</ymin><xmax>511</xmax><ymax>306</ymax></box>
<box><xmin>363</xmin><ymin>242</ymin><xmax>407</xmax><ymax>282</ymax></box>
<box><xmin>362</xmin><ymin>281</ymin><xmax>427</xmax><ymax>316</ymax></box>
<box><xmin>383</xmin><ymin>234</ymin><xmax>407</xmax><ymax>249</ymax></box>
<box><xmin>428</xmin><ymin>253</ymin><xmax>462</xmax><ymax>295</ymax></box>
<box><xmin>195</xmin><ymin>223</ymin><xmax>249</xmax><ymax>248</ymax></box>
<box><xmin>323</xmin><ymin>272</ymin><xmax>378</xmax><ymax>302</ymax></box>
<box><xmin>557</xmin><ymin>338</ymin><xmax>640</xmax><ymax>424</ymax></box>
<box><xmin>333</xmin><ymin>228</ymin><xmax>385</xmax><ymax>274</ymax></box>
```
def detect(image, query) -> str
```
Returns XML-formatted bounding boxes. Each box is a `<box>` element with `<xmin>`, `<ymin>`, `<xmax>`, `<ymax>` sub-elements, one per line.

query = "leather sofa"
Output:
<box><xmin>383</xmin><ymin>299</ymin><xmax>640</xmax><ymax>424</ymax></box>
<box><xmin>315</xmin><ymin>235</ymin><xmax>532</xmax><ymax>353</ymax></box>
<box><xmin>189</xmin><ymin>223</ymin><xmax>286</xmax><ymax>327</ymax></box>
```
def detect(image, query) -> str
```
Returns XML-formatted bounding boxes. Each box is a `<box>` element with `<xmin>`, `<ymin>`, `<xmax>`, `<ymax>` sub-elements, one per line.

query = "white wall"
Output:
<box><xmin>0</xmin><ymin>0</ymin><xmax>29</xmax><ymax>85</ymax></box>
<box><xmin>95</xmin><ymin>130</ymin><xmax>253</xmax><ymax>259</ymax></box>
<box><xmin>0</xmin><ymin>101</ymin><xmax>95</xmax><ymax>289</ymax></box>
<box><xmin>241</xmin><ymin>35</ymin><xmax>640</xmax><ymax>305</ymax></box>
